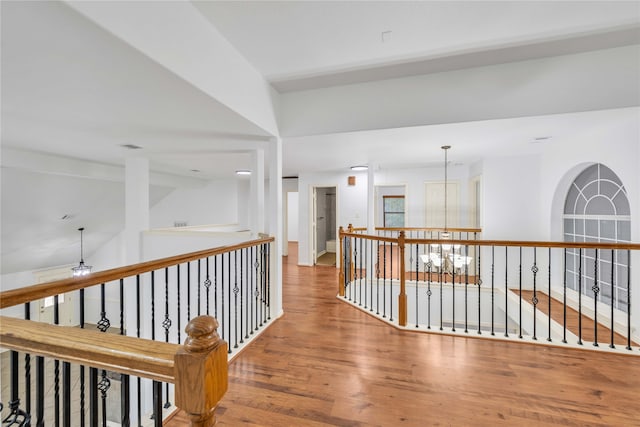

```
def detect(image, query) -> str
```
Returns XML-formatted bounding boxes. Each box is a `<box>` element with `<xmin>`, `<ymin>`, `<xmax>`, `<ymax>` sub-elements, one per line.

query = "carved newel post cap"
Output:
<box><xmin>184</xmin><ymin>316</ymin><xmax>220</xmax><ymax>353</ymax></box>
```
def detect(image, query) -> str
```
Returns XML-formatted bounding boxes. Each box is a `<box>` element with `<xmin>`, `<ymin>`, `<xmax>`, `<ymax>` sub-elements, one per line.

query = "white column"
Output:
<box><xmin>250</xmin><ymin>149</ymin><xmax>265</xmax><ymax>237</ymax></box>
<box><xmin>125</xmin><ymin>157</ymin><xmax>149</xmax><ymax>264</ymax></box>
<box><xmin>367</xmin><ymin>163</ymin><xmax>377</xmax><ymax>234</ymax></box>
<box><xmin>268</xmin><ymin>138</ymin><xmax>283</xmax><ymax>318</ymax></box>
<box><xmin>124</xmin><ymin>156</ymin><xmax>149</xmax><ymax>423</ymax></box>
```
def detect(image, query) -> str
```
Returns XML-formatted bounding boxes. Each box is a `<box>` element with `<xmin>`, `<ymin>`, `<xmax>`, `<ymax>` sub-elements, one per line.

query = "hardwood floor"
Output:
<box><xmin>167</xmin><ymin>243</ymin><xmax>640</xmax><ymax>426</ymax></box>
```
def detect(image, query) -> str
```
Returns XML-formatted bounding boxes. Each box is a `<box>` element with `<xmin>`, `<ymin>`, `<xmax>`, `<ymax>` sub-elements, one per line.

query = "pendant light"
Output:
<box><xmin>441</xmin><ymin>145</ymin><xmax>451</xmax><ymax>240</ymax></box>
<box><xmin>72</xmin><ymin>227</ymin><xmax>92</xmax><ymax>277</ymax></box>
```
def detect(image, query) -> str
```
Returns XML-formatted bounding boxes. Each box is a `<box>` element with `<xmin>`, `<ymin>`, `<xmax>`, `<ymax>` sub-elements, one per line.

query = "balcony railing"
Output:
<box><xmin>0</xmin><ymin>236</ymin><xmax>275</xmax><ymax>426</ymax></box>
<box><xmin>339</xmin><ymin>226</ymin><xmax>640</xmax><ymax>353</ymax></box>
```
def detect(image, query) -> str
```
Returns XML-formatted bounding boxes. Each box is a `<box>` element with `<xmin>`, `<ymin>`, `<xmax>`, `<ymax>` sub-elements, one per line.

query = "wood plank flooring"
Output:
<box><xmin>167</xmin><ymin>243</ymin><xmax>640</xmax><ymax>426</ymax></box>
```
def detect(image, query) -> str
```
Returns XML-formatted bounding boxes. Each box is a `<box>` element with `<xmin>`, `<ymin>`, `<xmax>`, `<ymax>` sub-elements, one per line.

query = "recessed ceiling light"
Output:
<box><xmin>120</xmin><ymin>144</ymin><xmax>143</xmax><ymax>150</ymax></box>
<box><xmin>350</xmin><ymin>165</ymin><xmax>368</xmax><ymax>171</ymax></box>
<box><xmin>236</xmin><ymin>170</ymin><xmax>251</xmax><ymax>176</ymax></box>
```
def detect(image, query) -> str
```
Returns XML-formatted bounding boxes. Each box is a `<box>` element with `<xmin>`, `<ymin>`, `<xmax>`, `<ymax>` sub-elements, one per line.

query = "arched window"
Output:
<box><xmin>563</xmin><ymin>164</ymin><xmax>630</xmax><ymax>311</ymax></box>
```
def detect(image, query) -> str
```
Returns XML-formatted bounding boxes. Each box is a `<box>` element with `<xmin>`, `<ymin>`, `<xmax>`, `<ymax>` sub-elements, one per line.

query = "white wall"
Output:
<box><xmin>150</xmin><ymin>179</ymin><xmax>239</xmax><ymax>229</ymax></box>
<box><xmin>287</xmin><ymin>192</ymin><xmax>299</xmax><ymax>241</ymax></box>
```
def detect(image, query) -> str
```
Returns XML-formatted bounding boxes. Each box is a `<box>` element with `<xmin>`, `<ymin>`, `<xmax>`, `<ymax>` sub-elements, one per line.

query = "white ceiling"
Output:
<box><xmin>1</xmin><ymin>0</ymin><xmax>639</xmax><ymax>275</ymax></box>
<box><xmin>195</xmin><ymin>1</ymin><xmax>640</xmax><ymax>90</ymax></box>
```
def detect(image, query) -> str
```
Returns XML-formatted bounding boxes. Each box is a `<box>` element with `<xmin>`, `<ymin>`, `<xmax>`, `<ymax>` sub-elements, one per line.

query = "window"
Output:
<box><xmin>563</xmin><ymin>164</ymin><xmax>630</xmax><ymax>312</ymax></box>
<box><xmin>383</xmin><ymin>196</ymin><xmax>405</xmax><ymax>227</ymax></box>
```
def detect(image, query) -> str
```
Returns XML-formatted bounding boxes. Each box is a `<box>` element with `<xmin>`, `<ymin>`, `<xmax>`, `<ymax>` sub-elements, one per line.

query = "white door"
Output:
<box><xmin>425</xmin><ymin>182</ymin><xmax>459</xmax><ymax>228</ymax></box>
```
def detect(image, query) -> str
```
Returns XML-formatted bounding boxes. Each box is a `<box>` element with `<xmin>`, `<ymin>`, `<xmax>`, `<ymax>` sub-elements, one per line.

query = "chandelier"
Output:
<box><xmin>72</xmin><ymin>227</ymin><xmax>92</xmax><ymax>277</ymax></box>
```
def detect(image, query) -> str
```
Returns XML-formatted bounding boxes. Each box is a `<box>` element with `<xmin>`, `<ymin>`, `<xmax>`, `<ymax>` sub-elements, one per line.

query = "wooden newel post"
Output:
<box><xmin>339</xmin><ymin>226</ymin><xmax>345</xmax><ymax>297</ymax></box>
<box><xmin>175</xmin><ymin>316</ymin><xmax>228</xmax><ymax>427</ymax></box>
<box><xmin>398</xmin><ymin>231</ymin><xmax>407</xmax><ymax>327</ymax></box>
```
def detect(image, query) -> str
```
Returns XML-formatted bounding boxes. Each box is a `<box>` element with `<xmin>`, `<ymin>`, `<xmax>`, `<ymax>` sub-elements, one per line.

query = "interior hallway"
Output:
<box><xmin>168</xmin><ymin>243</ymin><xmax>640</xmax><ymax>426</ymax></box>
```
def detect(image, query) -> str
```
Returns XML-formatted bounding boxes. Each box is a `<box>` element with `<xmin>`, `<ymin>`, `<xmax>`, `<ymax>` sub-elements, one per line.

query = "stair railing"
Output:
<box><xmin>0</xmin><ymin>236</ymin><xmax>274</xmax><ymax>426</ymax></box>
<box><xmin>339</xmin><ymin>227</ymin><xmax>640</xmax><ymax>354</ymax></box>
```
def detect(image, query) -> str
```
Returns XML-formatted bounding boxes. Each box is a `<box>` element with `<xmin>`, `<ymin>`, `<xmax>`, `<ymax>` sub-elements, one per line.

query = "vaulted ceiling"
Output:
<box><xmin>1</xmin><ymin>0</ymin><xmax>639</xmax><ymax>275</ymax></box>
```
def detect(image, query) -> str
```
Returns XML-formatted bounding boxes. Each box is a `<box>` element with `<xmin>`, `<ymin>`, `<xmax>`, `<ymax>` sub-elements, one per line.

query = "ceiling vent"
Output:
<box><xmin>120</xmin><ymin>144</ymin><xmax>143</xmax><ymax>150</ymax></box>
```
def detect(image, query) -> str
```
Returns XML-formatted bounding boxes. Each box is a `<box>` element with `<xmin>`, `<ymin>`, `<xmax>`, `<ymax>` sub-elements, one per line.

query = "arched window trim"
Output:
<box><xmin>563</xmin><ymin>163</ymin><xmax>631</xmax><ymax>312</ymax></box>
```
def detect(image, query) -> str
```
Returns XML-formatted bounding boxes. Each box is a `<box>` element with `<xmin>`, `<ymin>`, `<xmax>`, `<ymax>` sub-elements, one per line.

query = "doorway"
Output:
<box><xmin>312</xmin><ymin>186</ymin><xmax>337</xmax><ymax>266</ymax></box>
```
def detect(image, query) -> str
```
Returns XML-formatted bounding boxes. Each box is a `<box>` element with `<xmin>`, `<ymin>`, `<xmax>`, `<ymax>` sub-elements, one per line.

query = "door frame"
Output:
<box><xmin>310</xmin><ymin>185</ymin><xmax>338</xmax><ymax>266</ymax></box>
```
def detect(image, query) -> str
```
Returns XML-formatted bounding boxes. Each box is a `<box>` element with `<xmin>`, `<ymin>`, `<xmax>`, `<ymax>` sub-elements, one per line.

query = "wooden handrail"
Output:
<box><xmin>340</xmin><ymin>231</ymin><xmax>640</xmax><ymax>250</ymax></box>
<box><xmin>0</xmin><ymin>315</ymin><xmax>178</xmax><ymax>382</ymax></box>
<box><xmin>0</xmin><ymin>236</ymin><xmax>275</xmax><ymax>309</ymax></box>
<box><xmin>0</xmin><ymin>315</ymin><xmax>229</xmax><ymax>426</ymax></box>
<box><xmin>375</xmin><ymin>227</ymin><xmax>482</xmax><ymax>233</ymax></box>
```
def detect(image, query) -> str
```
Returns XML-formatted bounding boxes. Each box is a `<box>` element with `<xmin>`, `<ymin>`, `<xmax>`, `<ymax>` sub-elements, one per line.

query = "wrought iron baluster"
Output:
<box><xmin>96</xmin><ymin>283</ymin><xmax>112</xmax><ymax>427</ymax></box>
<box><xmin>610</xmin><ymin>249</ymin><xmax>615</xmax><ymax>349</ymax></box>
<box><xmin>562</xmin><ymin>249</ymin><xmax>567</xmax><ymax>344</ymax></box>
<box><xmin>369</xmin><ymin>239</ymin><xmax>374</xmax><ymax>312</ymax></box>
<box><xmin>163</xmin><ymin>269</ymin><xmax>171</xmax><ymax>408</ymax></box>
<box><xmin>234</xmin><ymin>250</ymin><xmax>240</xmax><ymax>349</ymax></box>
<box><xmin>439</xmin><ymin>244</ymin><xmax>444</xmax><ymax>331</ymax></box>
<box><xmin>464</xmin><ymin>245</ymin><xmax>469</xmax><ymax>333</ymax></box>
<box><xmin>99</xmin><ymin>369</ymin><xmax>110</xmax><ymax>427</ymax></box>
<box><xmin>504</xmin><ymin>247</ymin><xmax>508</xmax><ymax>338</ymax></box>
<box><xmin>626</xmin><ymin>249</ymin><xmax>631</xmax><ymax>351</ymax></box>
<box><xmin>593</xmin><ymin>249</ymin><xmax>599</xmax><ymax>347</ymax></box>
<box><xmin>152</xmin><ymin>381</ymin><xmax>163</xmax><ymax>427</ymax></box>
<box><xmin>244</xmin><ymin>248</ymin><xmax>249</xmax><ymax>341</ymax></box>
<box><xmin>267</xmin><ymin>242</ymin><xmax>272</xmax><ymax>320</ymax></box>
<box><xmin>3</xmin><ymin>350</ymin><xmax>31</xmax><ymax>427</ymax></box>
<box><xmin>80</xmin><ymin>289</ymin><xmax>86</xmax><ymax>427</ymax></box>
<box><xmin>187</xmin><ymin>261</ymin><xmax>192</xmax><ymax>322</ymax></box>
<box><xmin>426</xmin><ymin>253</ymin><xmax>432</xmax><ymax>330</ymax></box>
<box><xmin>89</xmin><ymin>367</ymin><xmax>97</xmax><ymax>427</ymax></box>
<box><xmin>24</xmin><ymin>303</ymin><xmax>31</xmax><ymax>414</ymax></box>
<box><xmin>151</xmin><ymin>271</ymin><xmax>156</xmax><ymax>341</ymax></box>
<box><xmin>415</xmin><ymin>243</ymin><xmax>419</xmax><ymax>327</ymax></box>
<box><xmin>547</xmin><ymin>247</ymin><xmax>552</xmax><ymax>342</ymax></box>
<box><xmin>376</xmin><ymin>242</ymin><xmax>380</xmax><ymax>315</ymax></box>
<box><xmin>177</xmin><ymin>264</ymin><xmax>181</xmax><ymax>345</ymax></box>
<box><xmin>228</xmin><ymin>251</ymin><xmax>232</xmax><ymax>353</ymax></box>
<box><xmin>250</xmin><ymin>246</ymin><xmax>254</xmax><ymax>335</ymax></box>
<box><xmin>578</xmin><ymin>248</ymin><xmax>583</xmax><ymax>345</ymax></box>
<box><xmin>390</xmin><ymin>241</ymin><xmax>394</xmax><ymax>322</ymax></box>
<box><xmin>358</xmin><ymin>237</ymin><xmax>363</xmax><ymax>306</ymax></box>
<box><xmin>383</xmin><ymin>241</ymin><xmax>386</xmax><ymax>318</ymax></box>
<box><xmin>120</xmin><ymin>278</ymin><xmax>130</xmax><ymax>426</ymax></box>
<box><xmin>491</xmin><ymin>246</ymin><xmax>495</xmax><ymax>336</ymax></box>
<box><xmin>136</xmin><ymin>274</ymin><xmax>142</xmax><ymax>427</ymax></box>
<box><xmin>254</xmin><ymin>247</ymin><xmax>260</xmax><ymax>331</ymax></box>
<box><xmin>532</xmin><ymin>248</ymin><xmax>538</xmax><ymax>340</ymax></box>
<box><xmin>451</xmin><ymin>244</ymin><xmax>456</xmax><ymax>332</ymax></box>
<box><xmin>519</xmin><ymin>247</ymin><xmax>522</xmax><ymax>339</ymax></box>
<box><xmin>205</xmin><ymin>257</ymin><xmax>211</xmax><ymax>316</ymax></box>
<box><xmin>364</xmin><ymin>238</ymin><xmax>368</xmax><ymax>310</ymax></box>
<box><xmin>198</xmin><ymin>259</ymin><xmax>202</xmax><ymax>317</ymax></box>
<box><xmin>477</xmin><ymin>244</ymin><xmax>482</xmax><ymax>335</ymax></box>
<box><xmin>54</xmin><ymin>294</ymin><xmax>61</xmax><ymax>427</ymax></box>
<box><xmin>214</xmin><ymin>255</ymin><xmax>218</xmax><ymax>320</ymax></box>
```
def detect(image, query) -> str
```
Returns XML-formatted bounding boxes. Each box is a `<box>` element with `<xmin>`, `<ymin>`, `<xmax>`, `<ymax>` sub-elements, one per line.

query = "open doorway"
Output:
<box><xmin>312</xmin><ymin>186</ymin><xmax>337</xmax><ymax>266</ymax></box>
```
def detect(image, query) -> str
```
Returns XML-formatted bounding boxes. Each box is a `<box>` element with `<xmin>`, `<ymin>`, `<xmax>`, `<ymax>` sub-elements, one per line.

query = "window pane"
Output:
<box><xmin>384</xmin><ymin>197</ymin><xmax>404</xmax><ymax>212</ymax></box>
<box><xmin>385</xmin><ymin>213</ymin><xmax>404</xmax><ymax>227</ymax></box>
